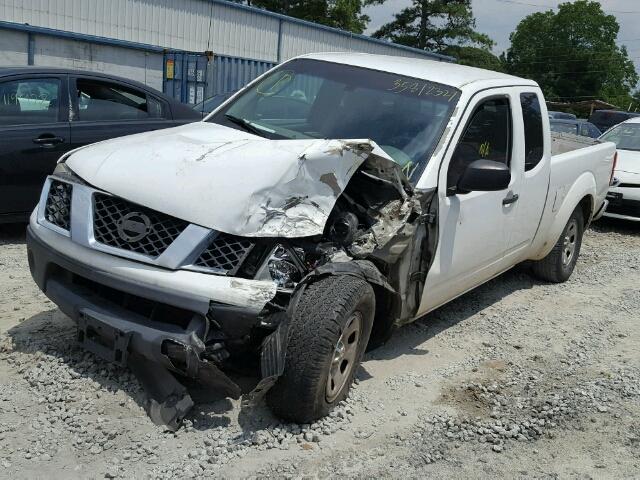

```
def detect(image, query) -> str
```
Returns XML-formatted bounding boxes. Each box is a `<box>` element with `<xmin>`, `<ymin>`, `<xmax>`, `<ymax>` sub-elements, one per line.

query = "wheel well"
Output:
<box><xmin>579</xmin><ymin>195</ymin><xmax>594</xmax><ymax>225</ymax></box>
<box><xmin>367</xmin><ymin>284</ymin><xmax>399</xmax><ymax>350</ymax></box>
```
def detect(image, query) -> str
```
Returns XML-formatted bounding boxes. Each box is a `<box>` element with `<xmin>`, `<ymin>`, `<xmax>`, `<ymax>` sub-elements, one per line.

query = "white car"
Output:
<box><xmin>26</xmin><ymin>53</ymin><xmax>616</xmax><ymax>428</ymax></box>
<box><xmin>599</xmin><ymin>117</ymin><xmax>640</xmax><ymax>221</ymax></box>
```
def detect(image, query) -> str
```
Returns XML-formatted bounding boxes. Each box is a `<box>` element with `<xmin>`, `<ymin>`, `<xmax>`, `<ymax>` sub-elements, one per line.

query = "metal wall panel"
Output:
<box><xmin>209</xmin><ymin>54</ymin><xmax>275</xmax><ymax>96</ymax></box>
<box><xmin>163</xmin><ymin>51</ymin><xmax>209</xmax><ymax>104</ymax></box>
<box><xmin>208</xmin><ymin>3</ymin><xmax>280</xmax><ymax>62</ymax></box>
<box><xmin>348</xmin><ymin>36</ymin><xmax>426</xmax><ymax>59</ymax></box>
<box><xmin>0</xmin><ymin>29</ymin><xmax>28</xmax><ymax>65</ymax></box>
<box><xmin>32</xmin><ymin>35</ymin><xmax>164</xmax><ymax>91</ymax></box>
<box><xmin>279</xmin><ymin>21</ymin><xmax>350</xmax><ymax>60</ymax></box>
<box><xmin>0</xmin><ymin>0</ymin><xmax>450</xmax><ymax>64</ymax></box>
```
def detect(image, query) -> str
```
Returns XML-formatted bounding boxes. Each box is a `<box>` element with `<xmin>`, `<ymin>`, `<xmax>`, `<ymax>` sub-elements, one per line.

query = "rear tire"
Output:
<box><xmin>266</xmin><ymin>275</ymin><xmax>375</xmax><ymax>423</ymax></box>
<box><xmin>532</xmin><ymin>207</ymin><xmax>584</xmax><ymax>283</ymax></box>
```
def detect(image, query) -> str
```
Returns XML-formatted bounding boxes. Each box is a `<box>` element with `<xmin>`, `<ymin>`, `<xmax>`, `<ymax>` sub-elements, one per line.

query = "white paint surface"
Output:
<box><xmin>65</xmin><ymin>121</ymin><xmax>395</xmax><ymax>238</ymax></box>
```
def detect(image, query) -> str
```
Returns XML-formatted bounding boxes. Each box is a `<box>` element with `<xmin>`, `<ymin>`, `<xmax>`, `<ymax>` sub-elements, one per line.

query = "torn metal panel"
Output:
<box><xmin>348</xmin><ymin>197</ymin><xmax>420</xmax><ymax>258</ymax></box>
<box><xmin>64</xmin><ymin>122</ymin><xmax>399</xmax><ymax>238</ymax></box>
<box><xmin>242</xmin><ymin>314</ymin><xmax>290</xmax><ymax>408</ymax></box>
<box><xmin>299</xmin><ymin>259</ymin><xmax>396</xmax><ymax>294</ymax></box>
<box><xmin>128</xmin><ymin>353</ymin><xmax>195</xmax><ymax>432</ymax></box>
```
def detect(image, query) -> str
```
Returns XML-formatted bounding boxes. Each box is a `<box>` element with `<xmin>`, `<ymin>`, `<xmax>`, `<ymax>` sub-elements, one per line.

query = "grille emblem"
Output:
<box><xmin>117</xmin><ymin>212</ymin><xmax>151</xmax><ymax>242</ymax></box>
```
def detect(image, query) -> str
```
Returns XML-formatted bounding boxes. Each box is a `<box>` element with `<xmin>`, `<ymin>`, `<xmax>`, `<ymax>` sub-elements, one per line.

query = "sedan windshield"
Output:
<box><xmin>600</xmin><ymin>123</ymin><xmax>640</xmax><ymax>151</ymax></box>
<box><xmin>209</xmin><ymin>59</ymin><xmax>460</xmax><ymax>182</ymax></box>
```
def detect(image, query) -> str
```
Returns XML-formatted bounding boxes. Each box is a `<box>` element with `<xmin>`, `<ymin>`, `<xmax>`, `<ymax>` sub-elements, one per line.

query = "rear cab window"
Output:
<box><xmin>520</xmin><ymin>93</ymin><xmax>544</xmax><ymax>171</ymax></box>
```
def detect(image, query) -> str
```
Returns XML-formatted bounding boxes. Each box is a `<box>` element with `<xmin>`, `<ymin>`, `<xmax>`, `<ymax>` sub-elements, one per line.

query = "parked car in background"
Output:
<box><xmin>192</xmin><ymin>91</ymin><xmax>236</xmax><ymax>118</ymax></box>
<box><xmin>599</xmin><ymin>118</ymin><xmax>640</xmax><ymax>221</ymax></box>
<box><xmin>550</xmin><ymin>119</ymin><xmax>601</xmax><ymax>138</ymax></box>
<box><xmin>588</xmin><ymin>109</ymin><xmax>640</xmax><ymax>134</ymax></box>
<box><xmin>27</xmin><ymin>53</ymin><xmax>616</xmax><ymax>428</ymax></box>
<box><xmin>0</xmin><ymin>67</ymin><xmax>200</xmax><ymax>223</ymax></box>
<box><xmin>548</xmin><ymin>110</ymin><xmax>577</xmax><ymax>120</ymax></box>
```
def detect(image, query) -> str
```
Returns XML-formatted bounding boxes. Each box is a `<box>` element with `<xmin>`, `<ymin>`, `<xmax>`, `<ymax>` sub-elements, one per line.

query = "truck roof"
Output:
<box><xmin>300</xmin><ymin>52</ymin><xmax>537</xmax><ymax>90</ymax></box>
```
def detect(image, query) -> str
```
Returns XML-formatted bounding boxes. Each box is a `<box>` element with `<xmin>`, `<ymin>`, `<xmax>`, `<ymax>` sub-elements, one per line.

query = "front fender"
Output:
<box><xmin>530</xmin><ymin>171</ymin><xmax>595</xmax><ymax>261</ymax></box>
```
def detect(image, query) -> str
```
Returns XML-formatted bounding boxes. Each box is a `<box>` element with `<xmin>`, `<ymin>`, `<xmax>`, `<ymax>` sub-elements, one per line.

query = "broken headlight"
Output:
<box><xmin>256</xmin><ymin>244</ymin><xmax>305</xmax><ymax>288</ymax></box>
<box><xmin>53</xmin><ymin>162</ymin><xmax>87</xmax><ymax>185</ymax></box>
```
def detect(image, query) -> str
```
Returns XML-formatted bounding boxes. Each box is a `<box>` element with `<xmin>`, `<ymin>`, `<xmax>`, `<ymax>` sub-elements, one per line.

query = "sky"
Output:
<box><xmin>364</xmin><ymin>0</ymin><xmax>640</xmax><ymax>73</ymax></box>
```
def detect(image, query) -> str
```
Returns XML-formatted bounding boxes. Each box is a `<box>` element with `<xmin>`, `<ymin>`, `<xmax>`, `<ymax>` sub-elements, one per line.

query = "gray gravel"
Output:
<box><xmin>0</xmin><ymin>218</ymin><xmax>639</xmax><ymax>479</ymax></box>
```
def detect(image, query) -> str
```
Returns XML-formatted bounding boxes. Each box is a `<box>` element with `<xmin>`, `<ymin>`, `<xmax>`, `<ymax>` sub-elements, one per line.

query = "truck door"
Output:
<box><xmin>0</xmin><ymin>75</ymin><xmax>70</xmax><ymax>219</ymax></box>
<box><xmin>419</xmin><ymin>91</ymin><xmax>518</xmax><ymax>314</ymax></box>
<box><xmin>503</xmin><ymin>91</ymin><xmax>550</xmax><ymax>262</ymax></box>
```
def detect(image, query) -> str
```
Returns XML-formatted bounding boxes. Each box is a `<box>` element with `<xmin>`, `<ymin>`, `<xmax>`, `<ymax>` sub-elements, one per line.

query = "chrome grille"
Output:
<box><xmin>93</xmin><ymin>193</ymin><xmax>188</xmax><ymax>258</ymax></box>
<box><xmin>195</xmin><ymin>234</ymin><xmax>254</xmax><ymax>275</ymax></box>
<box><xmin>45</xmin><ymin>180</ymin><xmax>72</xmax><ymax>230</ymax></box>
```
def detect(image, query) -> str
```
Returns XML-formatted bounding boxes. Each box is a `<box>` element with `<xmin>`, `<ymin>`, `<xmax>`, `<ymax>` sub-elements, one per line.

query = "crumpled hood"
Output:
<box><xmin>65</xmin><ymin>122</ymin><xmax>399</xmax><ymax>237</ymax></box>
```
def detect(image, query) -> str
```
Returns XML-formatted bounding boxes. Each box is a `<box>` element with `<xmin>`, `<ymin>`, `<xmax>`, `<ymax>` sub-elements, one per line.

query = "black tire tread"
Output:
<box><xmin>267</xmin><ymin>275</ymin><xmax>374</xmax><ymax>423</ymax></box>
<box><xmin>532</xmin><ymin>207</ymin><xmax>584</xmax><ymax>283</ymax></box>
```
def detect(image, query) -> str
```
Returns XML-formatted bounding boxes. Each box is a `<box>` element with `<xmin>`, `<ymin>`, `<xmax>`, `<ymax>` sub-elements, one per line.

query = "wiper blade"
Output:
<box><xmin>224</xmin><ymin>114</ymin><xmax>267</xmax><ymax>137</ymax></box>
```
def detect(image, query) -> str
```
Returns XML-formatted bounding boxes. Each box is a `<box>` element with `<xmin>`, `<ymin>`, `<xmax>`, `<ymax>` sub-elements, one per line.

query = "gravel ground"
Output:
<box><xmin>0</xmin><ymin>218</ymin><xmax>638</xmax><ymax>479</ymax></box>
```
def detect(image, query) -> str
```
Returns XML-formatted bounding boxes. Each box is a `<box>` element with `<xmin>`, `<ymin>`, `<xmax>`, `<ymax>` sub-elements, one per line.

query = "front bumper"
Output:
<box><xmin>604</xmin><ymin>185</ymin><xmax>640</xmax><ymax>221</ymax></box>
<box><xmin>28</xmin><ymin>183</ymin><xmax>286</xmax><ymax>428</ymax></box>
<box><xmin>27</xmin><ymin>215</ymin><xmax>277</xmax><ymax>370</ymax></box>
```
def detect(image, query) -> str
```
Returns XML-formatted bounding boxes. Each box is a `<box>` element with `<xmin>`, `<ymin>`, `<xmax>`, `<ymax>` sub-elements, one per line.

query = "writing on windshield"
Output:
<box><xmin>388</xmin><ymin>78</ymin><xmax>458</xmax><ymax>103</ymax></box>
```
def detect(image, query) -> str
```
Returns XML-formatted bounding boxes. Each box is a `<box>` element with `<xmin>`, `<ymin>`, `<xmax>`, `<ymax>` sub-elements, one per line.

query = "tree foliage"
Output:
<box><xmin>246</xmin><ymin>0</ymin><xmax>380</xmax><ymax>34</ymax></box>
<box><xmin>502</xmin><ymin>0</ymin><xmax>638</xmax><ymax>108</ymax></box>
<box><xmin>633</xmin><ymin>90</ymin><xmax>640</xmax><ymax>112</ymax></box>
<box><xmin>443</xmin><ymin>46</ymin><xmax>504</xmax><ymax>72</ymax></box>
<box><xmin>372</xmin><ymin>0</ymin><xmax>492</xmax><ymax>52</ymax></box>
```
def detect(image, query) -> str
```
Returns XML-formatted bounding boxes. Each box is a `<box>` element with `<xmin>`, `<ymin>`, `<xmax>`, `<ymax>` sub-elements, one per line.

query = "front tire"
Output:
<box><xmin>266</xmin><ymin>275</ymin><xmax>375</xmax><ymax>423</ymax></box>
<box><xmin>532</xmin><ymin>206</ymin><xmax>584</xmax><ymax>283</ymax></box>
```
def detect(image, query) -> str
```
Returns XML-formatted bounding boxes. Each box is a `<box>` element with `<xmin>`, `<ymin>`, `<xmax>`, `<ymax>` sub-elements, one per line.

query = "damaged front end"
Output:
<box><xmin>237</xmin><ymin>142</ymin><xmax>439</xmax><ymax>408</ymax></box>
<box><xmin>134</xmin><ymin>140</ymin><xmax>438</xmax><ymax>425</ymax></box>
<box><xmin>36</xmin><ymin>136</ymin><xmax>438</xmax><ymax>429</ymax></box>
<box><xmin>139</xmin><ymin>140</ymin><xmax>437</xmax><ymax>425</ymax></box>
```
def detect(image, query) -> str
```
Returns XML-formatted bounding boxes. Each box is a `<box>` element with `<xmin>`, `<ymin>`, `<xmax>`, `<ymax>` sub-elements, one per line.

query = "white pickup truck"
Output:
<box><xmin>27</xmin><ymin>53</ymin><xmax>616</xmax><ymax>428</ymax></box>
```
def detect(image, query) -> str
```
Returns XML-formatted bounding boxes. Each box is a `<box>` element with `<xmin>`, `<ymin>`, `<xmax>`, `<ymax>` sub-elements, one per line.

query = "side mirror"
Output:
<box><xmin>457</xmin><ymin>159</ymin><xmax>511</xmax><ymax>193</ymax></box>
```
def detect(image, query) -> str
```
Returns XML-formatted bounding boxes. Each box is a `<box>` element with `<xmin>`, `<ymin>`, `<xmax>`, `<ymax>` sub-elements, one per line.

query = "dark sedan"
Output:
<box><xmin>549</xmin><ymin>119</ymin><xmax>602</xmax><ymax>138</ymax></box>
<box><xmin>588</xmin><ymin>109</ymin><xmax>640</xmax><ymax>133</ymax></box>
<box><xmin>0</xmin><ymin>67</ymin><xmax>200</xmax><ymax>223</ymax></box>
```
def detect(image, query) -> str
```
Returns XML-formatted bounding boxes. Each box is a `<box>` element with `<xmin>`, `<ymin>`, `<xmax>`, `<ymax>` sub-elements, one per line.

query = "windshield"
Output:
<box><xmin>600</xmin><ymin>123</ymin><xmax>640</xmax><ymax>151</ymax></box>
<box><xmin>194</xmin><ymin>93</ymin><xmax>233</xmax><ymax>114</ymax></box>
<box><xmin>209</xmin><ymin>59</ymin><xmax>460</xmax><ymax>182</ymax></box>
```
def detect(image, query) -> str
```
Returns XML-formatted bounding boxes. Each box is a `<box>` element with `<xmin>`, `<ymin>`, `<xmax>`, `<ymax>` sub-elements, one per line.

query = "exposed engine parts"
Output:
<box><xmin>327</xmin><ymin>211</ymin><xmax>360</xmax><ymax>246</ymax></box>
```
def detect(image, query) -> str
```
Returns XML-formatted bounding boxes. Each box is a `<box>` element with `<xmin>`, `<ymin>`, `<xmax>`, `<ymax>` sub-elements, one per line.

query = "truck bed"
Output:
<box><xmin>551</xmin><ymin>131</ymin><xmax>600</xmax><ymax>155</ymax></box>
<box><xmin>529</xmin><ymin>133</ymin><xmax>616</xmax><ymax>261</ymax></box>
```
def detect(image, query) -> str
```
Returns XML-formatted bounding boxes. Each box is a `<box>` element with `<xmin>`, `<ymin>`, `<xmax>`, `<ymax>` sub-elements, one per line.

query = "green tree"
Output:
<box><xmin>443</xmin><ymin>45</ymin><xmax>504</xmax><ymax>72</ymax></box>
<box><xmin>372</xmin><ymin>0</ymin><xmax>492</xmax><ymax>52</ymax></box>
<box><xmin>247</xmin><ymin>0</ymin><xmax>380</xmax><ymax>34</ymax></box>
<box><xmin>502</xmin><ymin>0</ymin><xmax>638</xmax><ymax>108</ymax></box>
<box><xmin>633</xmin><ymin>90</ymin><xmax>640</xmax><ymax>112</ymax></box>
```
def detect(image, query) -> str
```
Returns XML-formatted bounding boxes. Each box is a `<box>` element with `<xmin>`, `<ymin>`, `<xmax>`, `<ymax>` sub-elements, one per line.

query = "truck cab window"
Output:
<box><xmin>447</xmin><ymin>97</ymin><xmax>512</xmax><ymax>191</ymax></box>
<box><xmin>520</xmin><ymin>93</ymin><xmax>544</xmax><ymax>171</ymax></box>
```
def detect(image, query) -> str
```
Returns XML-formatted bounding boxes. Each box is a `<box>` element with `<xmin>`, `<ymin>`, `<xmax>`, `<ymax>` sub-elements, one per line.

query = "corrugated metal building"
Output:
<box><xmin>0</xmin><ymin>0</ymin><xmax>452</xmax><ymax>104</ymax></box>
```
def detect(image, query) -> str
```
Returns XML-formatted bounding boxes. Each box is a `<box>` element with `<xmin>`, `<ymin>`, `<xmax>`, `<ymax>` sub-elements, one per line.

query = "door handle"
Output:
<box><xmin>33</xmin><ymin>135</ymin><xmax>65</xmax><ymax>146</ymax></box>
<box><xmin>502</xmin><ymin>193</ymin><xmax>519</xmax><ymax>205</ymax></box>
